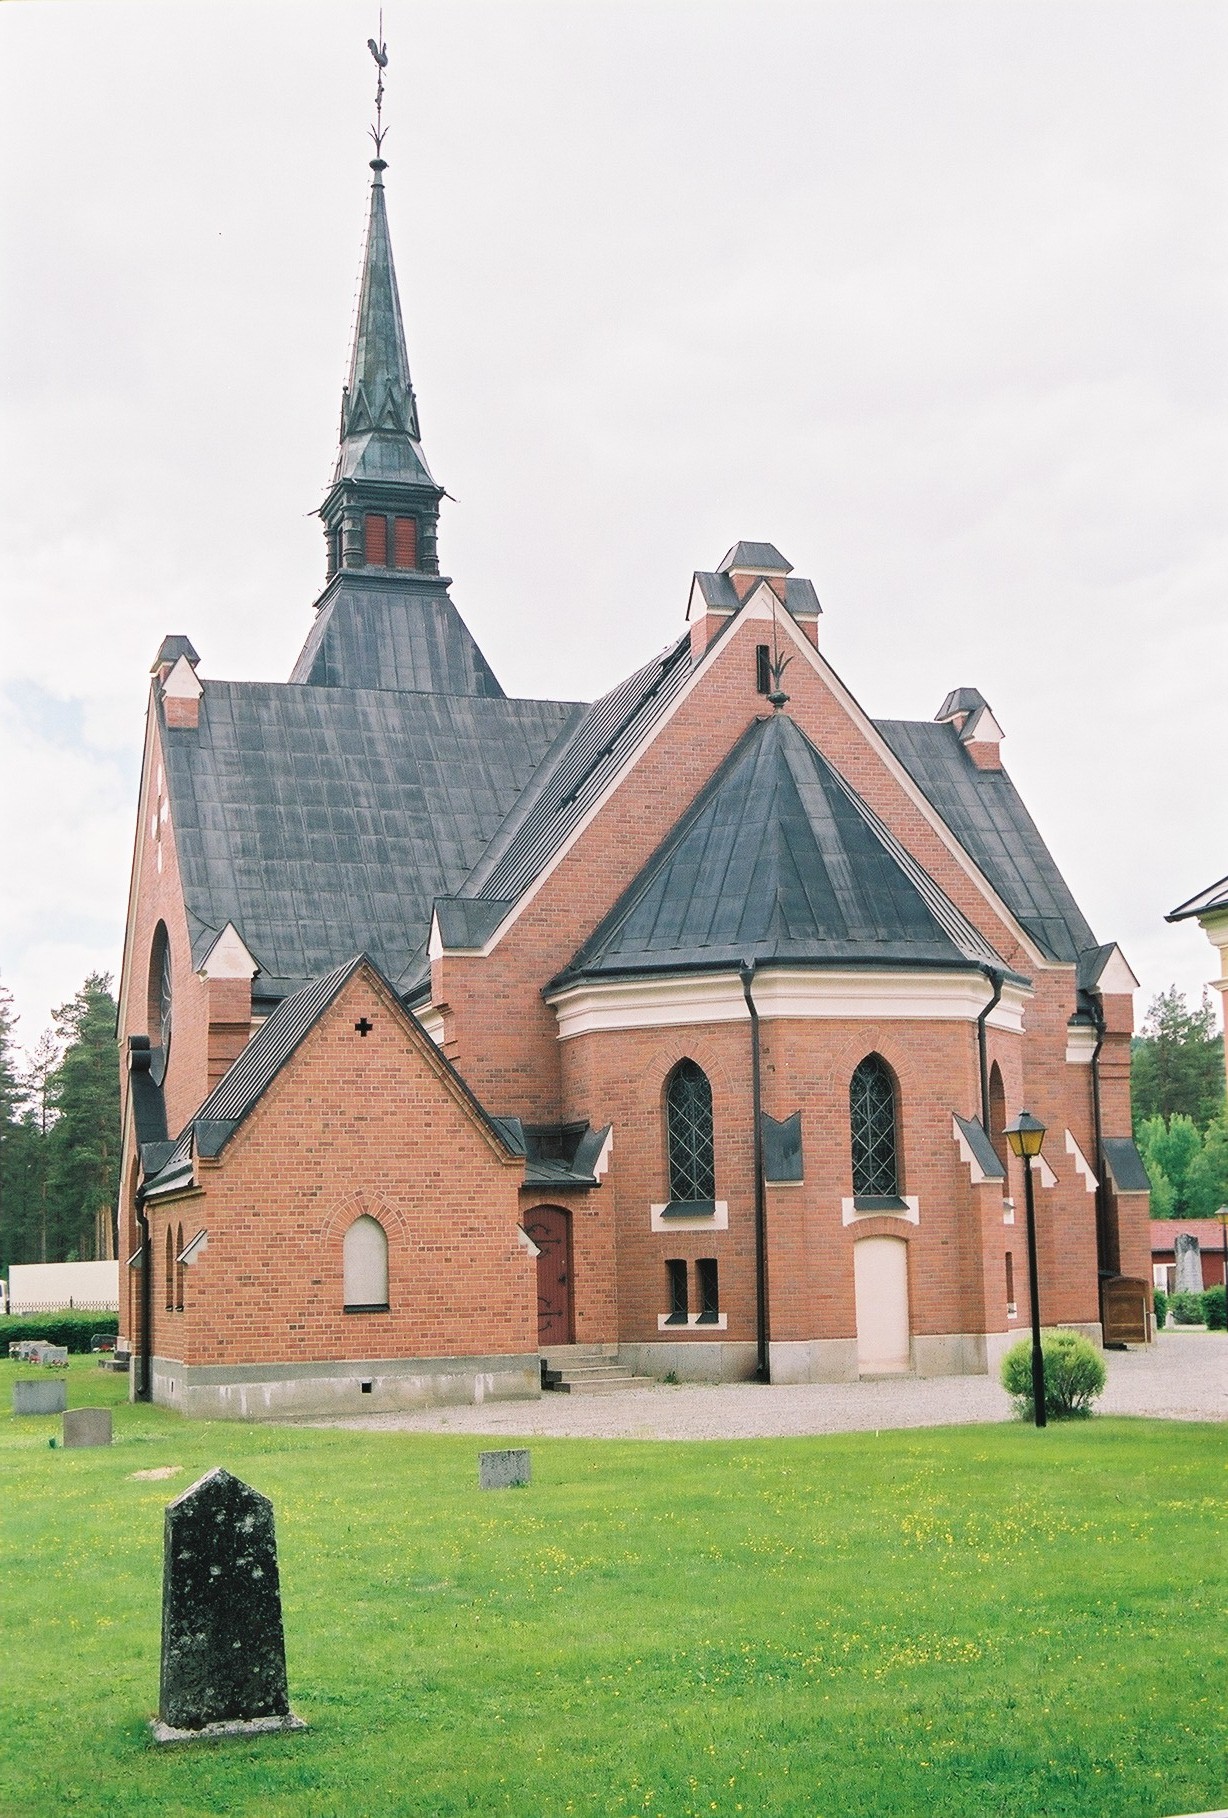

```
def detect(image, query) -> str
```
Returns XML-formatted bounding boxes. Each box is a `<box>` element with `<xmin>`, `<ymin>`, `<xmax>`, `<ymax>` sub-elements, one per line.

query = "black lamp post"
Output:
<box><xmin>1005</xmin><ymin>1110</ymin><xmax>1048</xmax><ymax>1428</ymax></box>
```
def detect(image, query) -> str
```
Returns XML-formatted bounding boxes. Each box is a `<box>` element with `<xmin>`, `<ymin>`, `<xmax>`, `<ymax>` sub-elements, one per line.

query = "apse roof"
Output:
<box><xmin>161</xmin><ymin>680</ymin><xmax>581</xmax><ymax>995</ymax></box>
<box><xmin>555</xmin><ymin>712</ymin><xmax>1007</xmax><ymax>985</ymax></box>
<box><xmin>875</xmin><ymin>717</ymin><xmax>1097</xmax><ymax>964</ymax></box>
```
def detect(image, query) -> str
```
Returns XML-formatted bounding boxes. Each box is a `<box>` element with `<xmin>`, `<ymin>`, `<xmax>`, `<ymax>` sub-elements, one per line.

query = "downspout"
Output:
<box><xmin>1088</xmin><ymin>995</ymin><xmax>1112</xmax><ymax>1277</ymax></box>
<box><xmin>134</xmin><ymin>1186</ymin><xmax>153</xmax><ymax>1402</ymax></box>
<box><xmin>740</xmin><ymin>961</ymin><xmax>770</xmax><ymax>1383</ymax></box>
<box><xmin>977</xmin><ymin>966</ymin><xmax>1004</xmax><ymax>1133</ymax></box>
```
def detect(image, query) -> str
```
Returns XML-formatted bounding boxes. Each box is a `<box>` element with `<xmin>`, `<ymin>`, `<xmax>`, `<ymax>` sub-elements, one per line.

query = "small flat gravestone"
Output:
<box><xmin>13</xmin><ymin>1378</ymin><xmax>67</xmax><ymax>1416</ymax></box>
<box><xmin>63</xmin><ymin>1407</ymin><xmax>112</xmax><ymax>1448</ymax></box>
<box><xmin>479</xmin><ymin>1448</ymin><xmax>531</xmax><ymax>1490</ymax></box>
<box><xmin>152</xmin><ymin>1466</ymin><xmax>306</xmax><ymax>1743</ymax></box>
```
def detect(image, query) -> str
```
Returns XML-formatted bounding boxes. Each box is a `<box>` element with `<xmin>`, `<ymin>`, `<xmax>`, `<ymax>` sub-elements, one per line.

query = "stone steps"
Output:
<box><xmin>540</xmin><ymin>1345</ymin><xmax>656</xmax><ymax>1395</ymax></box>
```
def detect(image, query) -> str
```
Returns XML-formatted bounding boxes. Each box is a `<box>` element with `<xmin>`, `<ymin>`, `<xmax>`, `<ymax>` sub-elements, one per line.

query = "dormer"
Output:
<box><xmin>159</xmin><ymin>648</ymin><xmax>204</xmax><ymax>730</ymax></box>
<box><xmin>686</xmin><ymin>541</ymin><xmax>822</xmax><ymax>660</ymax></box>
<box><xmin>936</xmin><ymin>688</ymin><xmax>1003</xmax><ymax>771</ymax></box>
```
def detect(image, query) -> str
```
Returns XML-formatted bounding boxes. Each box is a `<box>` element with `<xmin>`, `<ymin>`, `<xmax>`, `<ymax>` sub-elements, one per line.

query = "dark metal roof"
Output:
<box><xmin>152</xmin><ymin>636</ymin><xmax>200</xmax><ymax>672</ymax></box>
<box><xmin>556</xmin><ymin>712</ymin><xmax>1007</xmax><ymax>984</ymax></box>
<box><xmin>718</xmin><ymin>542</ymin><xmax>792</xmax><ymax>574</ymax></box>
<box><xmin>763</xmin><ymin>1111</ymin><xmax>803</xmax><ymax>1183</ymax></box>
<box><xmin>459</xmin><ymin>633</ymin><xmax>695</xmax><ymax>907</ymax></box>
<box><xmin>934</xmin><ymin>687</ymin><xmax>986</xmax><ymax>723</ymax></box>
<box><xmin>162</xmin><ymin>679</ymin><xmax>581</xmax><ymax>990</ymax></box>
<box><xmin>953</xmin><ymin>1112</ymin><xmax>1007</xmax><ymax>1182</ymax></box>
<box><xmin>488</xmin><ymin>1118</ymin><xmax>609</xmax><ymax>1188</ymax></box>
<box><xmin>144</xmin><ymin>957</ymin><xmax>363</xmax><ymax>1196</ymax></box>
<box><xmin>289</xmin><ymin>573</ymin><xmax>505</xmax><ymax>696</ymax></box>
<box><xmin>1101</xmin><ymin>1136</ymin><xmax>1151</xmax><ymax>1195</ymax></box>
<box><xmin>875</xmin><ymin>717</ymin><xmax>1097</xmax><ymax>964</ymax></box>
<box><xmin>334</xmin><ymin>167</ymin><xmax>435</xmax><ymax>491</ymax></box>
<box><xmin>433</xmin><ymin>898</ymin><xmax>513</xmax><ymax>950</ymax></box>
<box><xmin>1167</xmin><ymin>875</ymin><xmax>1228</xmax><ymax>923</ymax></box>
<box><xmin>693</xmin><ymin>572</ymin><xmax>821</xmax><ymax>619</ymax></box>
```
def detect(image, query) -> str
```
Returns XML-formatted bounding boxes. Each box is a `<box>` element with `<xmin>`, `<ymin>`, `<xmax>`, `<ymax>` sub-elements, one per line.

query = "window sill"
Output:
<box><xmin>657</xmin><ymin>1311</ymin><xmax>728</xmax><ymax>1332</ymax></box>
<box><xmin>344</xmin><ymin>1303</ymin><xmax>390</xmax><ymax>1314</ymax></box>
<box><xmin>650</xmin><ymin>1200</ymin><xmax>728</xmax><ymax>1232</ymax></box>
<box><xmin>842</xmin><ymin>1195</ymin><xmax>919</xmax><ymax>1227</ymax></box>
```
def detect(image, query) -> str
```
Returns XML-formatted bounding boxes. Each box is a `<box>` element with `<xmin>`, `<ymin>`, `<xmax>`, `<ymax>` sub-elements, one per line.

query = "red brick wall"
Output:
<box><xmin>146</xmin><ymin>967</ymin><xmax>535</xmax><ymax>1370</ymax></box>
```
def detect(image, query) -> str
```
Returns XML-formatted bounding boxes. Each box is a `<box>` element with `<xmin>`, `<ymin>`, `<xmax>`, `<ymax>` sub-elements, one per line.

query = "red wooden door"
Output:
<box><xmin>525</xmin><ymin>1206</ymin><xmax>572</xmax><ymax>1345</ymax></box>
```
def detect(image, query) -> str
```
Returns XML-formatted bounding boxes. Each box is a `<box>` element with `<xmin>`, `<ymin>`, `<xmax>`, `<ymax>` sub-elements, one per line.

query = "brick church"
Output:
<box><xmin>116</xmin><ymin>140</ymin><xmax>1152</xmax><ymax>1418</ymax></box>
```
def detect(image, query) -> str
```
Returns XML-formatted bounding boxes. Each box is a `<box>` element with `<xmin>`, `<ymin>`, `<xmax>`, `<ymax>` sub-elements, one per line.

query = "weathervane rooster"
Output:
<box><xmin>368</xmin><ymin>15</ymin><xmax>389</xmax><ymax>159</ymax></box>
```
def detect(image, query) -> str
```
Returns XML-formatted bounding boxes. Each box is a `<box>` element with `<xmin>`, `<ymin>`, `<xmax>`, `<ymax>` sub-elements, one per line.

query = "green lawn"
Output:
<box><xmin>0</xmin><ymin>1359</ymin><xmax>1224</xmax><ymax>1818</ymax></box>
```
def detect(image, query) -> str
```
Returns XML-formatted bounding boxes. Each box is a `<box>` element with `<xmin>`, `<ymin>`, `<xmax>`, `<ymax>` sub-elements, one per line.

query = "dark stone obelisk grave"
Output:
<box><xmin>152</xmin><ymin>1467</ymin><xmax>306</xmax><ymax>1742</ymax></box>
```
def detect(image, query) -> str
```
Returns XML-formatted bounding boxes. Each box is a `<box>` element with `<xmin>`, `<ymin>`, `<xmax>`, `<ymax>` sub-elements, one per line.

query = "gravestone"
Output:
<box><xmin>479</xmin><ymin>1448</ymin><xmax>531</xmax><ymax>1489</ymax></box>
<box><xmin>12</xmin><ymin>1378</ymin><xmax>67</xmax><ymax>1416</ymax></box>
<box><xmin>1174</xmin><ymin>1231</ymin><xmax>1204</xmax><ymax>1296</ymax></box>
<box><xmin>63</xmin><ymin>1407</ymin><xmax>112</xmax><ymax>1448</ymax></box>
<box><xmin>152</xmin><ymin>1467</ymin><xmax>306</xmax><ymax>1743</ymax></box>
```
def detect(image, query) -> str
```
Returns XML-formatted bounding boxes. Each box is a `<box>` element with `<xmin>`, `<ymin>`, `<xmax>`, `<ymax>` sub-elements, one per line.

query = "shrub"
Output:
<box><xmin>1000</xmin><ymin>1329</ymin><xmax>1106</xmax><ymax>1420</ymax></box>
<box><xmin>0</xmin><ymin>1312</ymin><xmax>119</xmax><ymax>1355</ymax></box>
<box><xmin>1153</xmin><ymin>1287</ymin><xmax>1168</xmax><ymax>1330</ymax></box>
<box><xmin>1203</xmin><ymin>1284</ymin><xmax>1226</xmax><ymax>1331</ymax></box>
<box><xmin>1168</xmin><ymin>1291</ymin><xmax>1206</xmax><ymax>1327</ymax></box>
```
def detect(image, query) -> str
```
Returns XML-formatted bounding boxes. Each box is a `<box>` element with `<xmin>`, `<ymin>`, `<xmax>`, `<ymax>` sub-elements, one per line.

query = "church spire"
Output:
<box><xmin>291</xmin><ymin>33</ymin><xmax>502</xmax><ymax>697</ymax></box>
<box><xmin>334</xmin><ymin>161</ymin><xmax>434</xmax><ymax>489</ymax></box>
<box><xmin>319</xmin><ymin>32</ymin><xmax>444</xmax><ymax>579</ymax></box>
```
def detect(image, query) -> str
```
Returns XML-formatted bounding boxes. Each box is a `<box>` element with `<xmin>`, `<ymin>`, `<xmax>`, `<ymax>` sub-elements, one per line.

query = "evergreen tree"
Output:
<box><xmin>1131</xmin><ymin>987</ymin><xmax>1225</xmax><ymax>1131</ymax></box>
<box><xmin>1186</xmin><ymin>1113</ymin><xmax>1228</xmax><ymax>1220</ymax></box>
<box><xmin>45</xmin><ymin>975</ymin><xmax>120</xmax><ymax>1262</ymax></box>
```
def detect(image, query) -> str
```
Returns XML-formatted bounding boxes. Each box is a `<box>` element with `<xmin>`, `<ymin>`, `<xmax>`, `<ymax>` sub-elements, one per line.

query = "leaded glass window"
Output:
<box><xmin>850</xmin><ymin>1055</ymin><xmax>899</xmax><ymax>1197</ymax></box>
<box><xmin>666</xmin><ymin>1060</ymin><xmax>716</xmax><ymax>1202</ymax></box>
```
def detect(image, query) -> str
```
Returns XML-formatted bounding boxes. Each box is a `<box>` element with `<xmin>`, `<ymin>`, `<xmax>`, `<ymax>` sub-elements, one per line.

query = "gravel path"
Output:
<box><xmin>317</xmin><ymin>1331</ymin><xmax>1227</xmax><ymax>1441</ymax></box>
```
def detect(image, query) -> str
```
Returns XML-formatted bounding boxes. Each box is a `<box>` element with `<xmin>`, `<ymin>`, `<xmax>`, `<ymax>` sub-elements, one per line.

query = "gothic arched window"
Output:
<box><xmin>850</xmin><ymin>1054</ymin><xmax>900</xmax><ymax>1198</ymax></box>
<box><xmin>175</xmin><ymin>1222</ymin><xmax>185</xmax><ymax>1312</ymax></box>
<box><xmin>666</xmin><ymin>1060</ymin><xmax>716</xmax><ymax>1203</ymax></box>
<box><xmin>164</xmin><ymin>1225</ymin><xmax>175</xmax><ymax>1312</ymax></box>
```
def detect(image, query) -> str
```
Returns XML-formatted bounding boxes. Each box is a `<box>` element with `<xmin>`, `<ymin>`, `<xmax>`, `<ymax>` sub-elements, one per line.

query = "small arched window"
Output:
<box><xmin>988</xmin><ymin>1063</ymin><xmax>1008</xmax><ymax>1171</ymax></box>
<box><xmin>147</xmin><ymin>922</ymin><xmax>172</xmax><ymax>1084</ymax></box>
<box><xmin>666</xmin><ymin>1060</ymin><xmax>716</xmax><ymax>1203</ymax></box>
<box><xmin>850</xmin><ymin>1054</ymin><xmax>900</xmax><ymax>1198</ymax></box>
<box><xmin>175</xmin><ymin>1221</ymin><xmax>185</xmax><ymax>1312</ymax></box>
<box><xmin>344</xmin><ymin>1215</ymin><xmax>389</xmax><ymax>1312</ymax></box>
<box><xmin>164</xmin><ymin>1225</ymin><xmax>174</xmax><ymax>1311</ymax></box>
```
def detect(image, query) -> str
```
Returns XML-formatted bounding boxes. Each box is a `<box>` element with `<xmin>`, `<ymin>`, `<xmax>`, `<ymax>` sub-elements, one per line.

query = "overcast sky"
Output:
<box><xmin>1</xmin><ymin>0</ymin><xmax>1224</xmax><ymax>1053</ymax></box>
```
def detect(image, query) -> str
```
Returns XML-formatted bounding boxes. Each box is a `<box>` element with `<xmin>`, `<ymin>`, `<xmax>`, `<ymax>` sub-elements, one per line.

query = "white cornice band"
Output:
<box><xmin>549</xmin><ymin>968</ymin><xmax>1029</xmax><ymax>1042</ymax></box>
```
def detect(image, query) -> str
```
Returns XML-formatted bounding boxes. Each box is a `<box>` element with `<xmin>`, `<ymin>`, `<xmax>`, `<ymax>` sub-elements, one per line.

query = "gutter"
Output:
<box><xmin>134</xmin><ymin>1186</ymin><xmax>153</xmax><ymax>1403</ymax></box>
<box><xmin>740</xmin><ymin>961</ymin><xmax>770</xmax><ymax>1383</ymax></box>
<box><xmin>977</xmin><ymin>967</ymin><xmax>1004</xmax><ymax>1132</ymax></box>
<box><xmin>1088</xmin><ymin>995</ymin><xmax>1113</xmax><ymax>1276</ymax></box>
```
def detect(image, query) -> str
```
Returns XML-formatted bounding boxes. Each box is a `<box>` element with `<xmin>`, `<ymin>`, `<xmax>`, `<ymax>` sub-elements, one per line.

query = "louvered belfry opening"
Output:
<box><xmin>666</xmin><ymin>1059</ymin><xmax>716</xmax><ymax>1203</ymax></box>
<box><xmin>392</xmin><ymin>516</ymin><xmax>417</xmax><ymax>569</ymax></box>
<box><xmin>364</xmin><ymin>513</ymin><xmax>388</xmax><ymax>566</ymax></box>
<box><xmin>850</xmin><ymin>1054</ymin><xmax>899</xmax><ymax>1197</ymax></box>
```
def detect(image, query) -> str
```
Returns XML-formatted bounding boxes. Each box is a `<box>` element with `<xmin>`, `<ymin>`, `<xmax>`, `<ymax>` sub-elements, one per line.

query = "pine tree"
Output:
<box><xmin>1131</xmin><ymin>987</ymin><xmax>1225</xmax><ymax>1131</ymax></box>
<box><xmin>45</xmin><ymin>974</ymin><xmax>120</xmax><ymax>1262</ymax></box>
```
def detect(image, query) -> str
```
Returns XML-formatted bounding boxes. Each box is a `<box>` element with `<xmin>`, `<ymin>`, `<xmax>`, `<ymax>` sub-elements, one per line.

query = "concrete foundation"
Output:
<box><xmin>768</xmin><ymin>1339</ymin><xmax>860</xmax><ymax>1384</ymax></box>
<box><xmin>617</xmin><ymin>1340</ymin><xmax>758</xmax><ymax>1383</ymax></box>
<box><xmin>149</xmin><ymin>1352</ymin><xmax>542</xmax><ymax>1420</ymax></box>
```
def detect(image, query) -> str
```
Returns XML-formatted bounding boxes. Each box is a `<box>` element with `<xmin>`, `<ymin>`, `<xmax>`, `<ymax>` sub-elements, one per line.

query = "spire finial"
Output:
<box><xmin>766</xmin><ymin>592</ymin><xmax>792</xmax><ymax>710</ymax></box>
<box><xmin>367</xmin><ymin>14</ymin><xmax>389</xmax><ymax>168</ymax></box>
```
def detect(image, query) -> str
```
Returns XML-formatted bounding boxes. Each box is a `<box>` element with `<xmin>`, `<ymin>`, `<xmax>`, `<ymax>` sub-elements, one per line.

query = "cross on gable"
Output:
<box><xmin>354</xmin><ymin>1017</ymin><xmax>374</xmax><ymax>1037</ymax></box>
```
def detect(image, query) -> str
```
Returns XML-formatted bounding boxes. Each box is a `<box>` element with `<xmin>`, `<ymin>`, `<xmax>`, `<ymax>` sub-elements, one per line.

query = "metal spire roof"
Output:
<box><xmin>334</xmin><ymin>162</ymin><xmax>436</xmax><ymax>490</ymax></box>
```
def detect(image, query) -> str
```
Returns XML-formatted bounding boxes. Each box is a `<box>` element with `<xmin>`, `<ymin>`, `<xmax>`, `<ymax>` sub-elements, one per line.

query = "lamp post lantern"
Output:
<box><xmin>1005</xmin><ymin>1111</ymin><xmax>1048</xmax><ymax>1428</ymax></box>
